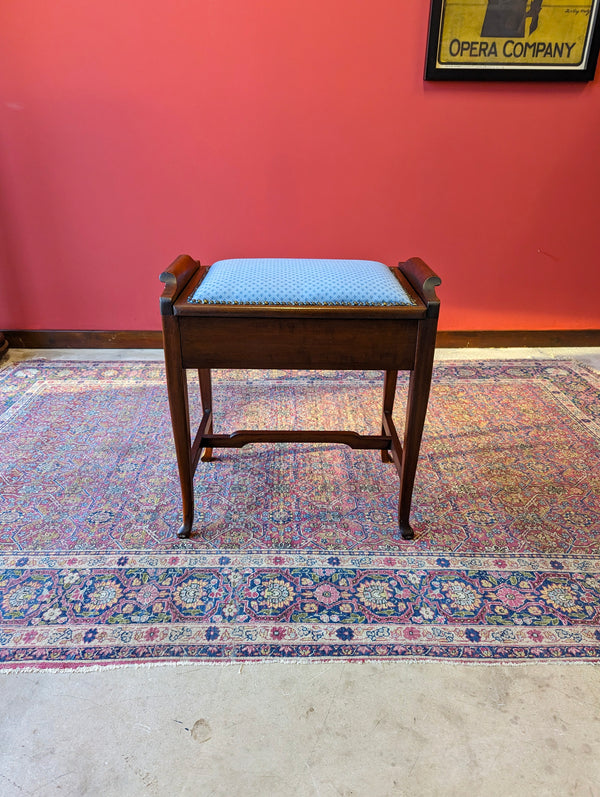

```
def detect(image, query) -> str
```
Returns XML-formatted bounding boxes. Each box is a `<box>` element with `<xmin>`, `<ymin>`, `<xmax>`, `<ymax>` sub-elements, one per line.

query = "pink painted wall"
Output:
<box><xmin>1</xmin><ymin>1</ymin><xmax>599</xmax><ymax>331</ymax></box>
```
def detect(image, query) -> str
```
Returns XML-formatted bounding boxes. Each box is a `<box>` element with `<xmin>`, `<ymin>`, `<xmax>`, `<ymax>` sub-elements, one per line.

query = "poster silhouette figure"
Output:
<box><xmin>481</xmin><ymin>0</ymin><xmax>543</xmax><ymax>37</ymax></box>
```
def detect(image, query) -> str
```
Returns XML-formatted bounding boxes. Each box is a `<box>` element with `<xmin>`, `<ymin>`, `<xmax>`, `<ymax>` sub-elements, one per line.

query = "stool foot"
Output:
<box><xmin>381</xmin><ymin>449</ymin><xmax>393</xmax><ymax>463</ymax></box>
<box><xmin>399</xmin><ymin>521</ymin><xmax>414</xmax><ymax>541</ymax></box>
<box><xmin>177</xmin><ymin>522</ymin><xmax>193</xmax><ymax>539</ymax></box>
<box><xmin>201</xmin><ymin>448</ymin><xmax>213</xmax><ymax>462</ymax></box>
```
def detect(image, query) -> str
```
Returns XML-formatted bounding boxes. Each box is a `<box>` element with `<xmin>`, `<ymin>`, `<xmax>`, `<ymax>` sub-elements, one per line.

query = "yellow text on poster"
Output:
<box><xmin>438</xmin><ymin>0</ymin><xmax>598</xmax><ymax>67</ymax></box>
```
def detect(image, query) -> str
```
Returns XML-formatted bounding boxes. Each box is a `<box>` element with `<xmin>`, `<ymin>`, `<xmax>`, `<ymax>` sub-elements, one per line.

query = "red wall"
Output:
<box><xmin>1</xmin><ymin>1</ymin><xmax>599</xmax><ymax>332</ymax></box>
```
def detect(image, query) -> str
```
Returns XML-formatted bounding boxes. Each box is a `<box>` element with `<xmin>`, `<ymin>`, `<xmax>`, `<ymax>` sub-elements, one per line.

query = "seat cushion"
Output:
<box><xmin>188</xmin><ymin>258</ymin><xmax>415</xmax><ymax>307</ymax></box>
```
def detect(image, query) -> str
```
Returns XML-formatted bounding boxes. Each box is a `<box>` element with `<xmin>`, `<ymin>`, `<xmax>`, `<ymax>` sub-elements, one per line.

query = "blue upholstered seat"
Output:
<box><xmin>188</xmin><ymin>258</ymin><xmax>415</xmax><ymax>307</ymax></box>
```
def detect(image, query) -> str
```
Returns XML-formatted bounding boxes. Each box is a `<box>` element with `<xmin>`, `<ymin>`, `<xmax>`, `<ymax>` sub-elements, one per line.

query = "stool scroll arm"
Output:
<box><xmin>159</xmin><ymin>255</ymin><xmax>202</xmax><ymax>315</ymax></box>
<box><xmin>398</xmin><ymin>257</ymin><xmax>441</xmax><ymax>318</ymax></box>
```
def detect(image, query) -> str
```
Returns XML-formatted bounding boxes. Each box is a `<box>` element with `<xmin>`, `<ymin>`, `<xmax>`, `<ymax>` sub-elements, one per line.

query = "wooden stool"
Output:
<box><xmin>160</xmin><ymin>257</ymin><xmax>441</xmax><ymax>540</ymax></box>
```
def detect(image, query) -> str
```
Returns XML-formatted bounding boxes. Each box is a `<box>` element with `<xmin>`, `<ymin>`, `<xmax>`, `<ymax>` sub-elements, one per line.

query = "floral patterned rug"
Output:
<box><xmin>1</xmin><ymin>358</ymin><xmax>599</xmax><ymax>668</ymax></box>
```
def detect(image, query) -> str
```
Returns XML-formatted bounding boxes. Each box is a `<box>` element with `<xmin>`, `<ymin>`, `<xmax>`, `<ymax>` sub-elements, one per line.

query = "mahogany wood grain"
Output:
<box><xmin>179</xmin><ymin>317</ymin><xmax>419</xmax><ymax>370</ymax></box>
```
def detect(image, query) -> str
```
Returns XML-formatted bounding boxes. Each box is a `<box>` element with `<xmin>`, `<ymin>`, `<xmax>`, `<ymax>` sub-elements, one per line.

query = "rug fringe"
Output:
<box><xmin>1</xmin><ymin>657</ymin><xmax>598</xmax><ymax>675</ymax></box>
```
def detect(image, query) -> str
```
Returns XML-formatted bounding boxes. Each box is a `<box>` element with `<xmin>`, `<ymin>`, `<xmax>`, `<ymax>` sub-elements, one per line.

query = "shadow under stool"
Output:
<box><xmin>160</xmin><ymin>257</ymin><xmax>441</xmax><ymax>540</ymax></box>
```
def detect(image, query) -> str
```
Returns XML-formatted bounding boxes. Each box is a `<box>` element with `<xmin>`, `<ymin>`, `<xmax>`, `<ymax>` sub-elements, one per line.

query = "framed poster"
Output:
<box><xmin>425</xmin><ymin>0</ymin><xmax>600</xmax><ymax>80</ymax></box>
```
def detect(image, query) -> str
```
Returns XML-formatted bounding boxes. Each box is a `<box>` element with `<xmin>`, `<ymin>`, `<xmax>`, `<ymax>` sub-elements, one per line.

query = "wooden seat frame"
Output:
<box><xmin>160</xmin><ymin>256</ymin><xmax>441</xmax><ymax>540</ymax></box>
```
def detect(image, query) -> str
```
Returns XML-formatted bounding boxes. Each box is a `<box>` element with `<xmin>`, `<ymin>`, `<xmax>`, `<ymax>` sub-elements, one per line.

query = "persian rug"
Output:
<box><xmin>0</xmin><ymin>358</ymin><xmax>599</xmax><ymax>669</ymax></box>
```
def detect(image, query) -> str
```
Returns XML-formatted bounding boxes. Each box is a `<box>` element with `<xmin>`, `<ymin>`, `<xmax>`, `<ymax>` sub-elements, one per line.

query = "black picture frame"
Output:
<box><xmin>425</xmin><ymin>0</ymin><xmax>600</xmax><ymax>81</ymax></box>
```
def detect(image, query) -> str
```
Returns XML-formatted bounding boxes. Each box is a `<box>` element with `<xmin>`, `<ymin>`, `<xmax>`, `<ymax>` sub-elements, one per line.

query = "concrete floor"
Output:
<box><xmin>1</xmin><ymin>347</ymin><xmax>600</xmax><ymax>797</ymax></box>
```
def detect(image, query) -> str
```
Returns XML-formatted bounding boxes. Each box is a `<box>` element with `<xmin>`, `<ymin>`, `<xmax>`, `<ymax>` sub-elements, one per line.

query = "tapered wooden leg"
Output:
<box><xmin>198</xmin><ymin>368</ymin><xmax>214</xmax><ymax>461</ymax></box>
<box><xmin>398</xmin><ymin>319</ymin><xmax>437</xmax><ymax>540</ymax></box>
<box><xmin>381</xmin><ymin>370</ymin><xmax>397</xmax><ymax>463</ymax></box>
<box><xmin>163</xmin><ymin>318</ymin><xmax>195</xmax><ymax>538</ymax></box>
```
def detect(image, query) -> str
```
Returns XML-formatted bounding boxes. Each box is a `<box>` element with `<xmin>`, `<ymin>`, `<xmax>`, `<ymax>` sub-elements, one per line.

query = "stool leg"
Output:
<box><xmin>198</xmin><ymin>368</ymin><xmax>214</xmax><ymax>461</ymax></box>
<box><xmin>398</xmin><ymin>320</ymin><xmax>437</xmax><ymax>540</ymax></box>
<box><xmin>381</xmin><ymin>370</ymin><xmax>397</xmax><ymax>463</ymax></box>
<box><xmin>163</xmin><ymin>322</ymin><xmax>195</xmax><ymax>539</ymax></box>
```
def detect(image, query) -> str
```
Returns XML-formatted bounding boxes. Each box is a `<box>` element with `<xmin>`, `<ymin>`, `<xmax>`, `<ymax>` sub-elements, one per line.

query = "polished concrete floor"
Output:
<box><xmin>1</xmin><ymin>347</ymin><xmax>600</xmax><ymax>797</ymax></box>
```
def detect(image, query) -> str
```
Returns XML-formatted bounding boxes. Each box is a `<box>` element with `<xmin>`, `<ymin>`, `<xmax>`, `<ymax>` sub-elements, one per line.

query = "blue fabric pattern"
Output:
<box><xmin>188</xmin><ymin>258</ymin><xmax>415</xmax><ymax>307</ymax></box>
